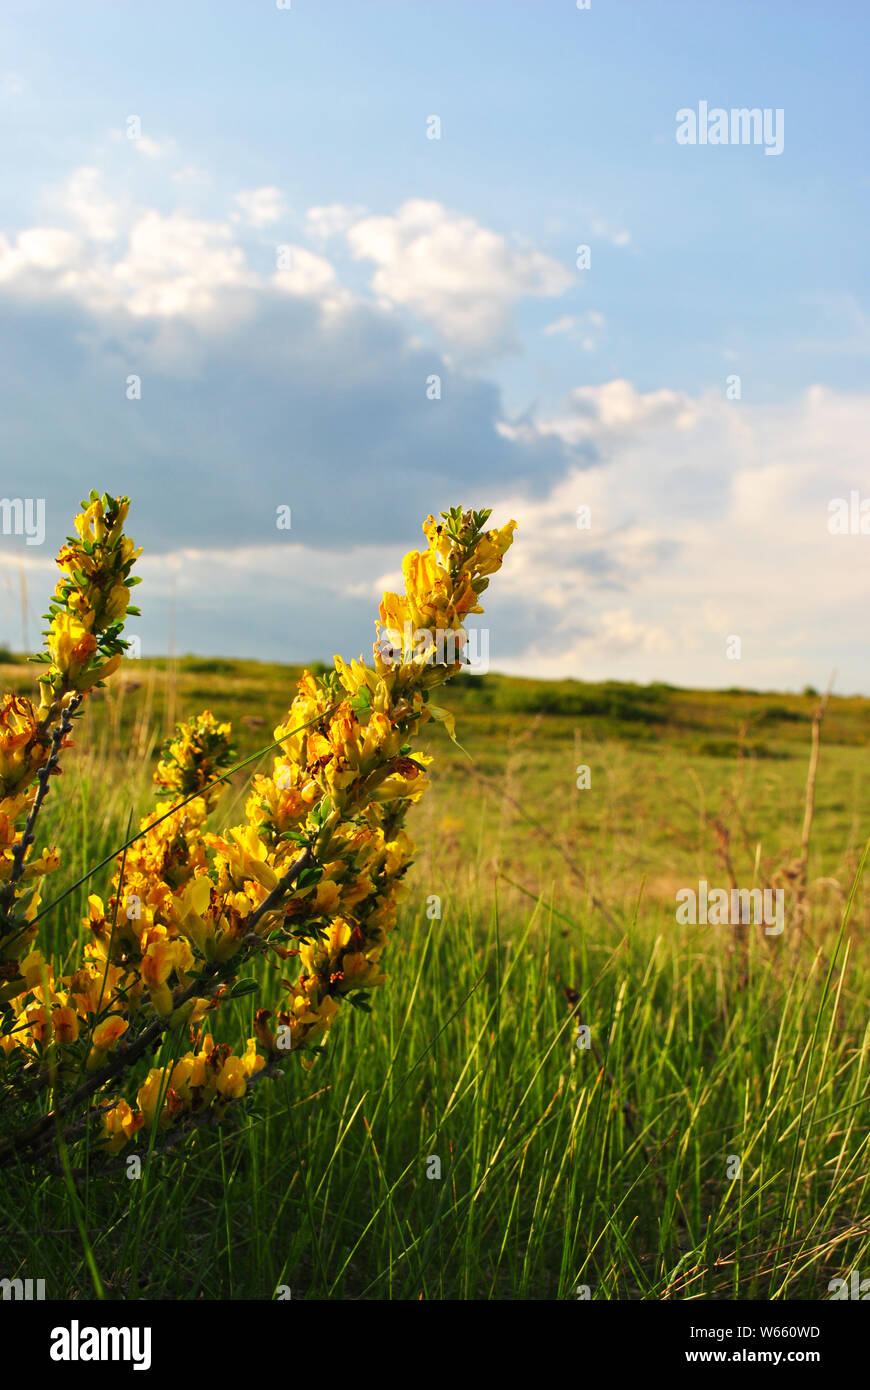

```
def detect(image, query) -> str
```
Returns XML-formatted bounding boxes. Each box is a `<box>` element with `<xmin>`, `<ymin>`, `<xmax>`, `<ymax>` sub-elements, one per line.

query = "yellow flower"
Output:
<box><xmin>215</xmin><ymin>1056</ymin><xmax>248</xmax><ymax>1100</ymax></box>
<box><xmin>141</xmin><ymin>930</ymin><xmax>194</xmax><ymax>1016</ymax></box>
<box><xmin>87</xmin><ymin>1015</ymin><xmax>128</xmax><ymax>1071</ymax></box>
<box><xmin>101</xmin><ymin>1100</ymin><xmax>144</xmax><ymax>1154</ymax></box>
<box><xmin>422</xmin><ymin>514</ymin><xmax>453</xmax><ymax>563</ymax></box>
<box><xmin>339</xmin><ymin>953</ymin><xmax>387</xmax><ymax>991</ymax></box>
<box><xmin>154</xmin><ymin>710</ymin><xmax>235</xmax><ymax>802</ymax></box>
<box><xmin>47</xmin><ymin>613</ymin><xmax>98</xmax><ymax>683</ymax></box>
<box><xmin>473</xmin><ymin>520</ymin><xmax>518</xmax><ymax>575</ymax></box>
<box><xmin>170</xmin><ymin>873</ymin><xmax>214</xmax><ymax>951</ymax></box>
<box><xmin>92</xmin><ymin>1016</ymin><xmax>127</xmax><ymax>1050</ymax></box>
<box><xmin>313</xmin><ymin>879</ymin><xmax>341</xmax><ymax>914</ymax></box>
<box><xmin>103</xmin><ymin>582</ymin><xmax>132</xmax><ymax>624</ymax></box>
<box><xmin>20</xmin><ymin>950</ymin><xmax>50</xmax><ymax>991</ymax></box>
<box><xmin>137</xmin><ymin>1069</ymin><xmax>168</xmax><ymax>1129</ymax></box>
<box><xmin>242</xmin><ymin>1037</ymin><xmax>265</xmax><ymax>1078</ymax></box>
<box><xmin>369</xmin><ymin>755</ymin><xmax>432</xmax><ymax>803</ymax></box>
<box><xmin>327</xmin><ymin>917</ymin><xmax>352</xmax><ymax>953</ymax></box>
<box><xmin>206</xmin><ymin>825</ymin><xmax>279</xmax><ymax>892</ymax></box>
<box><xmin>0</xmin><ymin>694</ymin><xmax>46</xmax><ymax>798</ymax></box>
<box><xmin>50</xmin><ymin>1004</ymin><xmax>79</xmax><ymax>1044</ymax></box>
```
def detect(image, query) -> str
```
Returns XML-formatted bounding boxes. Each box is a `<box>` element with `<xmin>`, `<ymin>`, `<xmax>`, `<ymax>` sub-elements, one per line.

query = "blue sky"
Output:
<box><xmin>0</xmin><ymin>0</ymin><xmax>868</xmax><ymax>691</ymax></box>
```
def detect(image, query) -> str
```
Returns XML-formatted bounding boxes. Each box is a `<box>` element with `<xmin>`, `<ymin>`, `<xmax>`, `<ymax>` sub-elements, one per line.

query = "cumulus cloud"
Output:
<box><xmin>21</xmin><ymin>377</ymin><xmax>855</xmax><ymax>690</ymax></box>
<box><xmin>0</xmin><ymin>167</ymin><xmax>573</xmax><ymax>569</ymax></box>
<box><xmin>54</xmin><ymin>166</ymin><xmax>129</xmax><ymax>243</ymax></box>
<box><xmin>346</xmin><ymin>199</ymin><xmax>574</xmax><ymax>356</ymax></box>
<box><xmin>272</xmin><ymin>244</ymin><xmax>339</xmax><ymax>299</ymax></box>
<box><xmin>131</xmin><ymin>134</ymin><xmax>170</xmax><ymax>160</ymax></box>
<box><xmin>478</xmin><ymin>384</ymin><xmax>870</xmax><ymax>691</ymax></box>
<box><xmin>114</xmin><ymin>211</ymin><xmax>259</xmax><ymax>318</ymax></box>
<box><xmin>0</xmin><ymin>169</ymin><xmax>579</xmax><ymax>358</ymax></box>
<box><xmin>525</xmin><ymin>379</ymin><xmax>700</xmax><ymax>446</ymax></box>
<box><xmin>233</xmin><ymin>186</ymin><xmax>285</xmax><ymax>228</ymax></box>
<box><xmin>305</xmin><ymin>203</ymin><xmax>367</xmax><ymax>243</ymax></box>
<box><xmin>0</xmin><ymin>176</ymin><xmax>575</xmax><ymax>354</ymax></box>
<box><xmin>1</xmin><ymin>162</ymin><xmax>866</xmax><ymax>691</ymax></box>
<box><xmin>0</xmin><ymin>202</ymin><xmax>258</xmax><ymax>322</ymax></box>
<box><xmin>0</xmin><ymin>228</ymin><xmax>84</xmax><ymax>282</ymax></box>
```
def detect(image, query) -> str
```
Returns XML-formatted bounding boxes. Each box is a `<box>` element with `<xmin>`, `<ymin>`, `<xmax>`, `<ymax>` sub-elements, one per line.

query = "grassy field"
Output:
<box><xmin>1</xmin><ymin>657</ymin><xmax>868</xmax><ymax>1300</ymax></box>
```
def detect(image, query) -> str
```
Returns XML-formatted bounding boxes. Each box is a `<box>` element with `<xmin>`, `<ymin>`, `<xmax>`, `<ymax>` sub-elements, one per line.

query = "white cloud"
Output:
<box><xmin>519</xmin><ymin>379</ymin><xmax>698</xmax><ymax>447</ymax></box>
<box><xmin>0</xmin><ymin>228</ymin><xmax>83</xmax><ymax>285</ymax></box>
<box><xmin>233</xmin><ymin>186</ymin><xmax>285</xmax><ymax>228</ymax></box>
<box><xmin>346</xmin><ymin>199</ymin><xmax>574</xmax><ymax>355</ymax></box>
<box><xmin>97</xmin><ymin>382</ymin><xmax>870</xmax><ymax>690</ymax></box>
<box><xmin>305</xmin><ymin>203</ymin><xmax>367</xmax><ymax>243</ymax></box>
<box><xmin>272</xmin><ymin>244</ymin><xmax>340</xmax><ymax>299</ymax></box>
<box><xmin>2</xmin><ymin>159</ymin><xmax>867</xmax><ymax>691</ymax></box>
<box><xmin>111</xmin><ymin>210</ymin><xmax>258</xmax><ymax>318</ymax></box>
<box><xmin>0</xmin><ymin>193</ymin><xmax>261</xmax><ymax>322</ymax></box>
<box><xmin>484</xmin><ymin>384</ymin><xmax>870</xmax><ymax>690</ymax></box>
<box><xmin>54</xmin><ymin>166</ymin><xmax>128</xmax><ymax>243</ymax></box>
<box><xmin>137</xmin><ymin>537</ymin><xmax>396</xmax><ymax>600</ymax></box>
<box><xmin>132</xmin><ymin>135</ymin><xmax>169</xmax><ymax>160</ymax></box>
<box><xmin>0</xmin><ymin>165</ymin><xmax>352</xmax><ymax>327</ymax></box>
<box><xmin>0</xmin><ymin>173</ymin><xmax>574</xmax><ymax>353</ymax></box>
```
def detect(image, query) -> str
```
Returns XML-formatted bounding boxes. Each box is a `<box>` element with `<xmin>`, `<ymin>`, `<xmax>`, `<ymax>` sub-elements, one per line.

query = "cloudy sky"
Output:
<box><xmin>0</xmin><ymin>0</ymin><xmax>867</xmax><ymax>691</ymax></box>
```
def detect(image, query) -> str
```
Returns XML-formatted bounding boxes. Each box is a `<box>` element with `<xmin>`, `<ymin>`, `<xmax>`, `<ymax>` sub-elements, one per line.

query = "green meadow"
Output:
<box><xmin>1</xmin><ymin>658</ymin><xmax>868</xmax><ymax>1300</ymax></box>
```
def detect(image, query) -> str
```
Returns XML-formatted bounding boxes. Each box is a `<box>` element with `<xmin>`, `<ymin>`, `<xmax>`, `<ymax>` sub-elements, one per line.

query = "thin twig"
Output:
<box><xmin>244</xmin><ymin>849</ymin><xmax>310</xmax><ymax>937</ymax></box>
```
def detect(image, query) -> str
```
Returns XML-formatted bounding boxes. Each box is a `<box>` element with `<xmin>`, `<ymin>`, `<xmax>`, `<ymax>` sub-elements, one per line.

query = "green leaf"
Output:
<box><xmin>296</xmin><ymin>865</ymin><xmax>323</xmax><ymax>889</ymax></box>
<box><xmin>226</xmin><ymin>979</ymin><xmax>260</xmax><ymax>999</ymax></box>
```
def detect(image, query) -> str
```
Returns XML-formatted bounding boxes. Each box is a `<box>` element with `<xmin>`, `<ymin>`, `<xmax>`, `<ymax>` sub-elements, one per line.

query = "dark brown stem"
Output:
<box><xmin>244</xmin><ymin>849</ymin><xmax>310</xmax><ymax>936</ymax></box>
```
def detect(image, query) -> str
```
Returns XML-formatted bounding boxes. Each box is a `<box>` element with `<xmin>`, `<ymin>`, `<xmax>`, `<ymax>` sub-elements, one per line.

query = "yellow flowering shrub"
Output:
<box><xmin>0</xmin><ymin>493</ymin><xmax>515</xmax><ymax>1165</ymax></box>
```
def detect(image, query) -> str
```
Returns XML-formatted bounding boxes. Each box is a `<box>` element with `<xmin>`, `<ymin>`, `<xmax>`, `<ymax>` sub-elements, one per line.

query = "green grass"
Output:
<box><xmin>0</xmin><ymin>661</ymin><xmax>868</xmax><ymax>1299</ymax></box>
